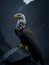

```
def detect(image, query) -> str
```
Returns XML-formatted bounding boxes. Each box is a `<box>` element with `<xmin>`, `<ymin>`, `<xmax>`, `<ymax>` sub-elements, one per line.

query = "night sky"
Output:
<box><xmin>0</xmin><ymin>0</ymin><xmax>49</xmax><ymax>65</ymax></box>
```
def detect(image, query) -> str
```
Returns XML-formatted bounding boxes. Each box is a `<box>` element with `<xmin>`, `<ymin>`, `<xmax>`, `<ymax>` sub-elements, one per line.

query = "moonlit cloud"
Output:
<box><xmin>23</xmin><ymin>0</ymin><xmax>34</xmax><ymax>5</ymax></box>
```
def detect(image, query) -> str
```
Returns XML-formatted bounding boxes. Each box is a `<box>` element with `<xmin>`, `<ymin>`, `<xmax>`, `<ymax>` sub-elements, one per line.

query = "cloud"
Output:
<box><xmin>23</xmin><ymin>0</ymin><xmax>34</xmax><ymax>5</ymax></box>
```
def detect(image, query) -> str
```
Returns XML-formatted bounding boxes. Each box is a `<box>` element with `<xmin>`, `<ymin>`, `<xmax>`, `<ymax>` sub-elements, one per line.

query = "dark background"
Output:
<box><xmin>0</xmin><ymin>0</ymin><xmax>49</xmax><ymax>65</ymax></box>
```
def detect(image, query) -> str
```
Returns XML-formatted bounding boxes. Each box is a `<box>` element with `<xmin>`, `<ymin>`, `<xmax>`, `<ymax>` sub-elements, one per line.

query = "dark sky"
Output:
<box><xmin>0</xmin><ymin>0</ymin><xmax>49</xmax><ymax>65</ymax></box>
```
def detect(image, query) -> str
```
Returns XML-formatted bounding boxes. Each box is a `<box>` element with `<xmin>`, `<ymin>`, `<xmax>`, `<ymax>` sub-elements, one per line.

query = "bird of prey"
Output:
<box><xmin>13</xmin><ymin>13</ymin><xmax>44</xmax><ymax>65</ymax></box>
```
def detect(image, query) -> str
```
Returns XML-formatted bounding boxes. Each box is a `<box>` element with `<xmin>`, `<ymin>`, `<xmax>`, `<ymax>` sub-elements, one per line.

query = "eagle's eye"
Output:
<box><xmin>18</xmin><ymin>14</ymin><xmax>20</xmax><ymax>16</ymax></box>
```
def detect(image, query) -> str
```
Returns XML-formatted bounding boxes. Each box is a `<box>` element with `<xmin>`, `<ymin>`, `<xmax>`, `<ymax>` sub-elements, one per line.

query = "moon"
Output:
<box><xmin>23</xmin><ymin>0</ymin><xmax>34</xmax><ymax>5</ymax></box>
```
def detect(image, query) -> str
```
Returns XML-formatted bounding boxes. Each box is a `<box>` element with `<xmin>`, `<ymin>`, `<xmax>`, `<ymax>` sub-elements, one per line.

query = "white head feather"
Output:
<box><xmin>14</xmin><ymin>13</ymin><xmax>26</xmax><ymax>30</ymax></box>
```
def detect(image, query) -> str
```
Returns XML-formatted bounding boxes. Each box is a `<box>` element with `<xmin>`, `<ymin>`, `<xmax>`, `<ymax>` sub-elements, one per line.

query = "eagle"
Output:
<box><xmin>13</xmin><ymin>13</ymin><xmax>44</xmax><ymax>65</ymax></box>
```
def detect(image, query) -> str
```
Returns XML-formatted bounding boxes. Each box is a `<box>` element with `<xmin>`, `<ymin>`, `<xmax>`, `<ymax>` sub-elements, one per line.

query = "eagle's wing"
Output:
<box><xmin>22</xmin><ymin>27</ymin><xmax>44</xmax><ymax>65</ymax></box>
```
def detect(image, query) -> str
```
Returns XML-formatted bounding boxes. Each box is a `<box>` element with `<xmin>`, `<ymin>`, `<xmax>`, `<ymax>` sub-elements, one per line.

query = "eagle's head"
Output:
<box><xmin>13</xmin><ymin>13</ymin><xmax>26</xmax><ymax>31</ymax></box>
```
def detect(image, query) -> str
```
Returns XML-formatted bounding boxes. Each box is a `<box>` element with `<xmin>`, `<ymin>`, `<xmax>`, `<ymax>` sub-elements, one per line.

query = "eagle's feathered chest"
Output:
<box><xmin>15</xmin><ymin>27</ymin><xmax>35</xmax><ymax>45</ymax></box>
<box><xmin>19</xmin><ymin>32</ymin><xmax>28</xmax><ymax>45</ymax></box>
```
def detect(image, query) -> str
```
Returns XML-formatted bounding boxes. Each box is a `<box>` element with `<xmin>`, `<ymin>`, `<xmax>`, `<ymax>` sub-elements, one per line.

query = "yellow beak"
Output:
<box><xmin>13</xmin><ymin>14</ymin><xmax>20</xmax><ymax>19</ymax></box>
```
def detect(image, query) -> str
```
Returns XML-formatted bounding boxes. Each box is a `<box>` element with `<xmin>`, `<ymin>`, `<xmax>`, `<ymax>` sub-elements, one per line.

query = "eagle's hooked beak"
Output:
<box><xmin>13</xmin><ymin>14</ymin><xmax>20</xmax><ymax>19</ymax></box>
